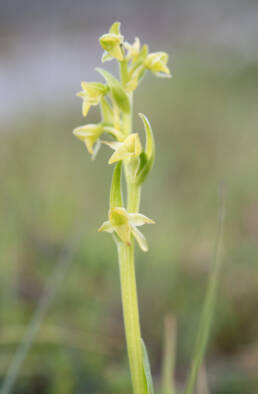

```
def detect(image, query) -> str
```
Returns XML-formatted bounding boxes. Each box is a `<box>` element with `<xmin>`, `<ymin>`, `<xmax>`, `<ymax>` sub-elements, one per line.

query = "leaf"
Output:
<box><xmin>110</xmin><ymin>161</ymin><xmax>123</xmax><ymax>208</ymax></box>
<box><xmin>96</xmin><ymin>68</ymin><xmax>131</xmax><ymax>114</ymax></box>
<box><xmin>139</xmin><ymin>113</ymin><xmax>155</xmax><ymax>161</ymax></box>
<box><xmin>136</xmin><ymin>152</ymin><xmax>148</xmax><ymax>183</ymax></box>
<box><xmin>136</xmin><ymin>114</ymin><xmax>155</xmax><ymax>185</ymax></box>
<box><xmin>141</xmin><ymin>338</ymin><xmax>154</xmax><ymax>394</ymax></box>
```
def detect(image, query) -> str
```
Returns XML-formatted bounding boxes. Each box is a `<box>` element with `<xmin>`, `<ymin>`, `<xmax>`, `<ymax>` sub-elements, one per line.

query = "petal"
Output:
<box><xmin>102</xmin><ymin>140</ymin><xmax>122</xmax><ymax>151</ymax></box>
<box><xmin>109</xmin><ymin>207</ymin><xmax>128</xmax><ymax>226</ymax></box>
<box><xmin>103</xmin><ymin>126</ymin><xmax>124</xmax><ymax>142</ymax></box>
<box><xmin>124</xmin><ymin>133</ymin><xmax>142</xmax><ymax>155</ymax></box>
<box><xmin>82</xmin><ymin>101</ymin><xmax>91</xmax><ymax>117</ymax></box>
<box><xmin>91</xmin><ymin>139</ymin><xmax>101</xmax><ymax>160</ymax></box>
<box><xmin>108</xmin><ymin>146</ymin><xmax>132</xmax><ymax>164</ymax></box>
<box><xmin>128</xmin><ymin>213</ymin><xmax>155</xmax><ymax>226</ymax></box>
<box><xmin>132</xmin><ymin>226</ymin><xmax>148</xmax><ymax>252</ymax></box>
<box><xmin>73</xmin><ymin>124</ymin><xmax>101</xmax><ymax>137</ymax></box>
<box><xmin>101</xmin><ymin>51</ymin><xmax>113</xmax><ymax>63</ymax></box>
<box><xmin>81</xmin><ymin>82</ymin><xmax>107</xmax><ymax>97</ymax></box>
<box><xmin>84</xmin><ymin>136</ymin><xmax>96</xmax><ymax>154</ymax></box>
<box><xmin>77</xmin><ymin>91</ymin><xmax>86</xmax><ymax>98</ymax></box>
<box><xmin>109</xmin><ymin>22</ymin><xmax>121</xmax><ymax>35</ymax></box>
<box><xmin>98</xmin><ymin>221</ymin><xmax>114</xmax><ymax>233</ymax></box>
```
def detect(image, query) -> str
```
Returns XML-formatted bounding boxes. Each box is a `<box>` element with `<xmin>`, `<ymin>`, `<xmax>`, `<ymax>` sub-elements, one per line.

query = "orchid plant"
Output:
<box><xmin>73</xmin><ymin>21</ymin><xmax>225</xmax><ymax>394</ymax></box>
<box><xmin>73</xmin><ymin>21</ymin><xmax>170</xmax><ymax>394</ymax></box>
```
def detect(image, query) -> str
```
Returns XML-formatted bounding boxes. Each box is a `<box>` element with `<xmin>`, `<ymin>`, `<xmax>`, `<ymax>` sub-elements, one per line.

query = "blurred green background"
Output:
<box><xmin>1</xmin><ymin>1</ymin><xmax>258</xmax><ymax>393</ymax></box>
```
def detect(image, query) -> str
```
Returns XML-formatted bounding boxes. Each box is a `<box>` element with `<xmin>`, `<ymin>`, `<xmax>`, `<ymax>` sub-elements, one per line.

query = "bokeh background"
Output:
<box><xmin>1</xmin><ymin>1</ymin><xmax>258</xmax><ymax>393</ymax></box>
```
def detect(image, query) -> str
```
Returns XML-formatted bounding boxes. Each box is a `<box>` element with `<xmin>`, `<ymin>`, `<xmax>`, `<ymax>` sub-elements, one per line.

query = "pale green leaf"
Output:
<box><xmin>136</xmin><ymin>113</ymin><xmax>155</xmax><ymax>185</ymax></box>
<box><xmin>96</xmin><ymin>68</ymin><xmax>131</xmax><ymax>114</ymax></box>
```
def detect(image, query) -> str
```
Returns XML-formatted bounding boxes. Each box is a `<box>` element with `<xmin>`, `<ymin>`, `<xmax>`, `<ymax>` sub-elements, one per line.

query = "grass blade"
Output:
<box><xmin>161</xmin><ymin>315</ymin><xmax>177</xmax><ymax>394</ymax></box>
<box><xmin>184</xmin><ymin>187</ymin><xmax>226</xmax><ymax>394</ymax></box>
<box><xmin>141</xmin><ymin>338</ymin><xmax>154</xmax><ymax>394</ymax></box>
<box><xmin>0</xmin><ymin>220</ymin><xmax>85</xmax><ymax>394</ymax></box>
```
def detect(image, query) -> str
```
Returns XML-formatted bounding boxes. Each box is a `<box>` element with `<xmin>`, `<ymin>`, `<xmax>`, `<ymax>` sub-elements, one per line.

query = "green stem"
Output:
<box><xmin>120</xmin><ymin>59</ymin><xmax>132</xmax><ymax>136</ymax></box>
<box><xmin>116</xmin><ymin>59</ymin><xmax>146</xmax><ymax>394</ymax></box>
<box><xmin>118</xmin><ymin>239</ymin><xmax>146</xmax><ymax>394</ymax></box>
<box><xmin>127</xmin><ymin>182</ymin><xmax>141</xmax><ymax>213</ymax></box>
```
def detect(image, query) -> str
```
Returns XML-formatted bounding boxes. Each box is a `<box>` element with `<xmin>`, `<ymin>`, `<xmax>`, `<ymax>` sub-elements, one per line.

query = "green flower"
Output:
<box><xmin>73</xmin><ymin>124</ymin><xmax>103</xmax><ymax>156</ymax></box>
<box><xmin>144</xmin><ymin>52</ymin><xmax>171</xmax><ymax>77</ymax></box>
<box><xmin>77</xmin><ymin>82</ymin><xmax>108</xmax><ymax>117</ymax></box>
<box><xmin>103</xmin><ymin>133</ymin><xmax>142</xmax><ymax>164</ymax></box>
<box><xmin>99</xmin><ymin>22</ymin><xmax>124</xmax><ymax>62</ymax></box>
<box><xmin>98</xmin><ymin>207</ymin><xmax>155</xmax><ymax>251</ymax></box>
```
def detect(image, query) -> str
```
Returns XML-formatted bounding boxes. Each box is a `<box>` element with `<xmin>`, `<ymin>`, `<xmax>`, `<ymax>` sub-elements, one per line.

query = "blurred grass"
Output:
<box><xmin>1</xmin><ymin>54</ymin><xmax>258</xmax><ymax>393</ymax></box>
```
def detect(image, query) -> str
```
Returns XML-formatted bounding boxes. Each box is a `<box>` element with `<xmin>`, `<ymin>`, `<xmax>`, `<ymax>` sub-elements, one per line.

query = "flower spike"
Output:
<box><xmin>73</xmin><ymin>22</ymin><xmax>171</xmax><ymax>394</ymax></box>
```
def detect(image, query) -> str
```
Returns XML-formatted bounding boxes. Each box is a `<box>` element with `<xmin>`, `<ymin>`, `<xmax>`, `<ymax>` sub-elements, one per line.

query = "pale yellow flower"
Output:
<box><xmin>73</xmin><ymin>124</ymin><xmax>103</xmax><ymax>156</ymax></box>
<box><xmin>98</xmin><ymin>207</ymin><xmax>154</xmax><ymax>251</ymax></box>
<box><xmin>103</xmin><ymin>133</ymin><xmax>142</xmax><ymax>164</ymax></box>
<box><xmin>144</xmin><ymin>52</ymin><xmax>171</xmax><ymax>77</ymax></box>
<box><xmin>77</xmin><ymin>82</ymin><xmax>108</xmax><ymax>117</ymax></box>
<box><xmin>99</xmin><ymin>22</ymin><xmax>124</xmax><ymax>62</ymax></box>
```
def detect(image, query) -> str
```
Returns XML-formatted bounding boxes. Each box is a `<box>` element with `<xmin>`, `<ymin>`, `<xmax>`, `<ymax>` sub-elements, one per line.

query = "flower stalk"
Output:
<box><xmin>73</xmin><ymin>21</ymin><xmax>171</xmax><ymax>394</ymax></box>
